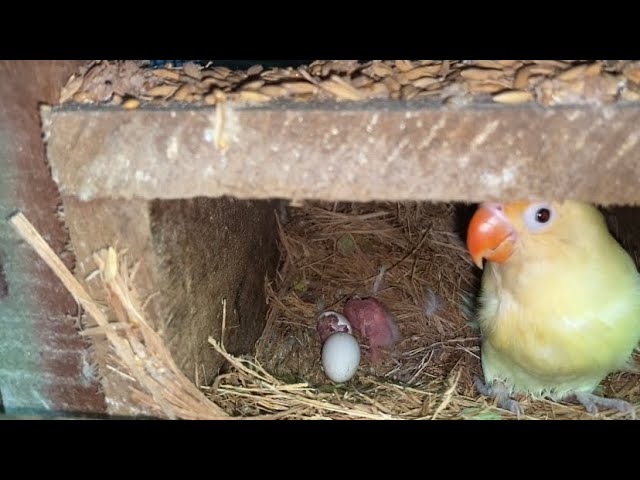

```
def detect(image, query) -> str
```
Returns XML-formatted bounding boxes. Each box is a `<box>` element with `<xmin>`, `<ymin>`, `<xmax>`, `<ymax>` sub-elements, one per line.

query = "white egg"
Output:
<box><xmin>321</xmin><ymin>332</ymin><xmax>361</xmax><ymax>383</ymax></box>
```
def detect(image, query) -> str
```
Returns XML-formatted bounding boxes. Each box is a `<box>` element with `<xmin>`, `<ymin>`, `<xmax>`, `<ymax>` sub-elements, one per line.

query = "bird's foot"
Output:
<box><xmin>474</xmin><ymin>376</ymin><xmax>523</xmax><ymax>415</ymax></box>
<box><xmin>564</xmin><ymin>392</ymin><xmax>636</xmax><ymax>418</ymax></box>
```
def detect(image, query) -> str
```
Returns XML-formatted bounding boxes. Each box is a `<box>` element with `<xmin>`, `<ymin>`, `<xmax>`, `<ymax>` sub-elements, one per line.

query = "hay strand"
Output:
<box><xmin>9</xmin><ymin>211</ymin><xmax>228</xmax><ymax>419</ymax></box>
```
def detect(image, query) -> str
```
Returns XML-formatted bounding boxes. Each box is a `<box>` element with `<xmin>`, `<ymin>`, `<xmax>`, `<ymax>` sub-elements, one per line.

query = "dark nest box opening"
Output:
<box><xmin>37</xmin><ymin>59</ymin><xmax>640</xmax><ymax>419</ymax></box>
<box><xmin>148</xmin><ymin>196</ymin><xmax>282</xmax><ymax>379</ymax></box>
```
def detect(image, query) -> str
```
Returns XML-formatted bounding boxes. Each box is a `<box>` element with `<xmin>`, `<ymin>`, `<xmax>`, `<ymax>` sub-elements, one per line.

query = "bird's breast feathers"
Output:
<box><xmin>478</xmin><ymin>256</ymin><xmax>640</xmax><ymax>392</ymax></box>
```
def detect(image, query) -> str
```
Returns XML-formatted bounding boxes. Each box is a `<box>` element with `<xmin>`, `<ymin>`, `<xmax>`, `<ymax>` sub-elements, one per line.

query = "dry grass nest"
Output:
<box><xmin>11</xmin><ymin>202</ymin><xmax>640</xmax><ymax>420</ymax></box>
<box><xmin>241</xmin><ymin>201</ymin><xmax>640</xmax><ymax>419</ymax></box>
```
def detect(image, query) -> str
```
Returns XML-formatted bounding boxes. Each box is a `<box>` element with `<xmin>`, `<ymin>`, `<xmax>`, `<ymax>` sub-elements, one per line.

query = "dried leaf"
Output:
<box><xmin>281</xmin><ymin>81</ymin><xmax>319</xmax><ymax>95</ymax></box>
<box><xmin>401</xmin><ymin>84</ymin><xmax>419</xmax><ymax>100</ymax></box>
<box><xmin>557</xmin><ymin>64</ymin><xmax>589</xmax><ymax>81</ymax></box>
<box><xmin>152</xmin><ymin>68</ymin><xmax>181</xmax><ymax>81</ymax></box>
<box><xmin>371</xmin><ymin>61</ymin><xmax>394</xmax><ymax>78</ymax></box>
<box><xmin>172</xmin><ymin>84</ymin><xmax>194</xmax><ymax>101</ymax></box>
<box><xmin>60</xmin><ymin>75</ymin><xmax>84</xmax><ymax>103</ymax></box>
<box><xmin>623</xmin><ymin>66</ymin><xmax>640</xmax><ymax>84</ymax></box>
<box><xmin>122</xmin><ymin>97</ymin><xmax>140</xmax><ymax>110</ymax></box>
<box><xmin>147</xmin><ymin>85</ymin><xmax>180</xmax><ymax>98</ymax></box>
<box><xmin>73</xmin><ymin>91</ymin><xmax>95</xmax><ymax>103</ymax></box>
<box><xmin>259</xmin><ymin>85</ymin><xmax>289</xmax><ymax>97</ymax></box>
<box><xmin>241</xmin><ymin>80</ymin><xmax>266</xmax><ymax>91</ymax></box>
<box><xmin>495</xmin><ymin>60</ymin><xmax>521</xmax><ymax>67</ymax></box>
<box><xmin>319</xmin><ymin>77</ymin><xmax>366</xmax><ymax>101</ymax></box>
<box><xmin>473</xmin><ymin>60</ymin><xmax>505</xmax><ymax>69</ymax></box>
<box><xmin>412</xmin><ymin>77</ymin><xmax>440</xmax><ymax>89</ymax></box>
<box><xmin>237</xmin><ymin>90</ymin><xmax>272</xmax><ymax>103</ymax></box>
<box><xmin>621</xmin><ymin>87</ymin><xmax>640</xmax><ymax>102</ymax></box>
<box><xmin>183</xmin><ymin>62</ymin><xmax>203</xmax><ymax>80</ymax></box>
<box><xmin>395</xmin><ymin>60</ymin><xmax>414</xmax><ymax>72</ymax></box>
<box><xmin>292</xmin><ymin>279</ymin><xmax>308</xmax><ymax>293</ymax></box>
<box><xmin>467</xmin><ymin>81</ymin><xmax>509</xmax><ymax>93</ymax></box>
<box><xmin>460</xmin><ymin>68</ymin><xmax>505</xmax><ymax>81</ymax></box>
<box><xmin>492</xmin><ymin>90</ymin><xmax>533</xmax><ymax>104</ymax></box>
<box><xmin>247</xmin><ymin>64</ymin><xmax>264</xmax><ymax>76</ymax></box>
<box><xmin>402</xmin><ymin>64</ymin><xmax>442</xmax><ymax>81</ymax></box>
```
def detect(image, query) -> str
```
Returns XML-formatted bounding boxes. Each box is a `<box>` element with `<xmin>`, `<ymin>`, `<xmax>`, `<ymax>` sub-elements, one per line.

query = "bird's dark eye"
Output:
<box><xmin>535</xmin><ymin>208</ymin><xmax>551</xmax><ymax>223</ymax></box>
<box><xmin>523</xmin><ymin>202</ymin><xmax>555</xmax><ymax>232</ymax></box>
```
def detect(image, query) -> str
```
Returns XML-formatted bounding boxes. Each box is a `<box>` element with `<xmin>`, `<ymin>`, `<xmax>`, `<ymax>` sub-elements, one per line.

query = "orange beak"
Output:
<box><xmin>466</xmin><ymin>203</ymin><xmax>517</xmax><ymax>269</ymax></box>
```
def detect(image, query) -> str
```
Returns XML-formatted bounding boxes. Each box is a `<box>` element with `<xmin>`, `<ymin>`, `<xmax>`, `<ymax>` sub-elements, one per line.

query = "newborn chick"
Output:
<box><xmin>343</xmin><ymin>296</ymin><xmax>400</xmax><ymax>362</ymax></box>
<box><xmin>316</xmin><ymin>310</ymin><xmax>353</xmax><ymax>344</ymax></box>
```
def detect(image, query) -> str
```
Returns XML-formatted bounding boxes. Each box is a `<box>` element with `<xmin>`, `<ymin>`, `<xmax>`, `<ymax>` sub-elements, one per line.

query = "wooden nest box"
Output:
<box><xmin>4</xmin><ymin>60</ymin><xmax>640</xmax><ymax>418</ymax></box>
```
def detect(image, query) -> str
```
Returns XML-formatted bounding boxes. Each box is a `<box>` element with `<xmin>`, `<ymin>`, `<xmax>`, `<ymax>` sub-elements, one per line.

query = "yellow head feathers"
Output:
<box><xmin>466</xmin><ymin>200</ymin><xmax>611</xmax><ymax>269</ymax></box>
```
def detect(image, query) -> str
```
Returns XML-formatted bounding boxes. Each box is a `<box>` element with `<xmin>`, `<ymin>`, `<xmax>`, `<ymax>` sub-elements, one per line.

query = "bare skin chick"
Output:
<box><xmin>343</xmin><ymin>296</ymin><xmax>400</xmax><ymax>362</ymax></box>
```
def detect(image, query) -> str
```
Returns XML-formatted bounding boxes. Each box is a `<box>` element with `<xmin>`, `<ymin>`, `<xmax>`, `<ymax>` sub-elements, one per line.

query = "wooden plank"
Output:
<box><xmin>0</xmin><ymin>60</ymin><xmax>106</xmax><ymax>416</ymax></box>
<box><xmin>44</xmin><ymin>101</ymin><xmax>640</xmax><ymax>206</ymax></box>
<box><xmin>60</xmin><ymin>195</ymin><xmax>281</xmax><ymax>417</ymax></box>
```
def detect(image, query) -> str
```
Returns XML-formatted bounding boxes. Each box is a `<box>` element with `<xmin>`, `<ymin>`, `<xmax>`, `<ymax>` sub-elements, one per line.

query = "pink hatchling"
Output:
<box><xmin>316</xmin><ymin>310</ymin><xmax>353</xmax><ymax>344</ymax></box>
<box><xmin>343</xmin><ymin>296</ymin><xmax>400</xmax><ymax>362</ymax></box>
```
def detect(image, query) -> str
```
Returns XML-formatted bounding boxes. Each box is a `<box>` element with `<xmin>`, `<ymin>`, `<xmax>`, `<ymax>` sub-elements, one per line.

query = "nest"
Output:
<box><xmin>248</xmin><ymin>201</ymin><xmax>640</xmax><ymax>419</ymax></box>
<box><xmin>255</xmin><ymin>201</ymin><xmax>480</xmax><ymax>385</ymax></box>
<box><xmin>10</xmin><ymin>201</ymin><xmax>640</xmax><ymax>420</ymax></box>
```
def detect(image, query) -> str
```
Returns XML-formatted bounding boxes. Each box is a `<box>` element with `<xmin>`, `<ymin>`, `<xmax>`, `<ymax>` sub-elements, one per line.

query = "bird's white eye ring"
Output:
<box><xmin>523</xmin><ymin>202</ymin><xmax>555</xmax><ymax>232</ymax></box>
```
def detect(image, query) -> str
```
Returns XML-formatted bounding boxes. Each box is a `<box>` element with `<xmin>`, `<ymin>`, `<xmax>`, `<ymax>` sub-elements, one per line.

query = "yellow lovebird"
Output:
<box><xmin>466</xmin><ymin>200</ymin><xmax>640</xmax><ymax>416</ymax></box>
